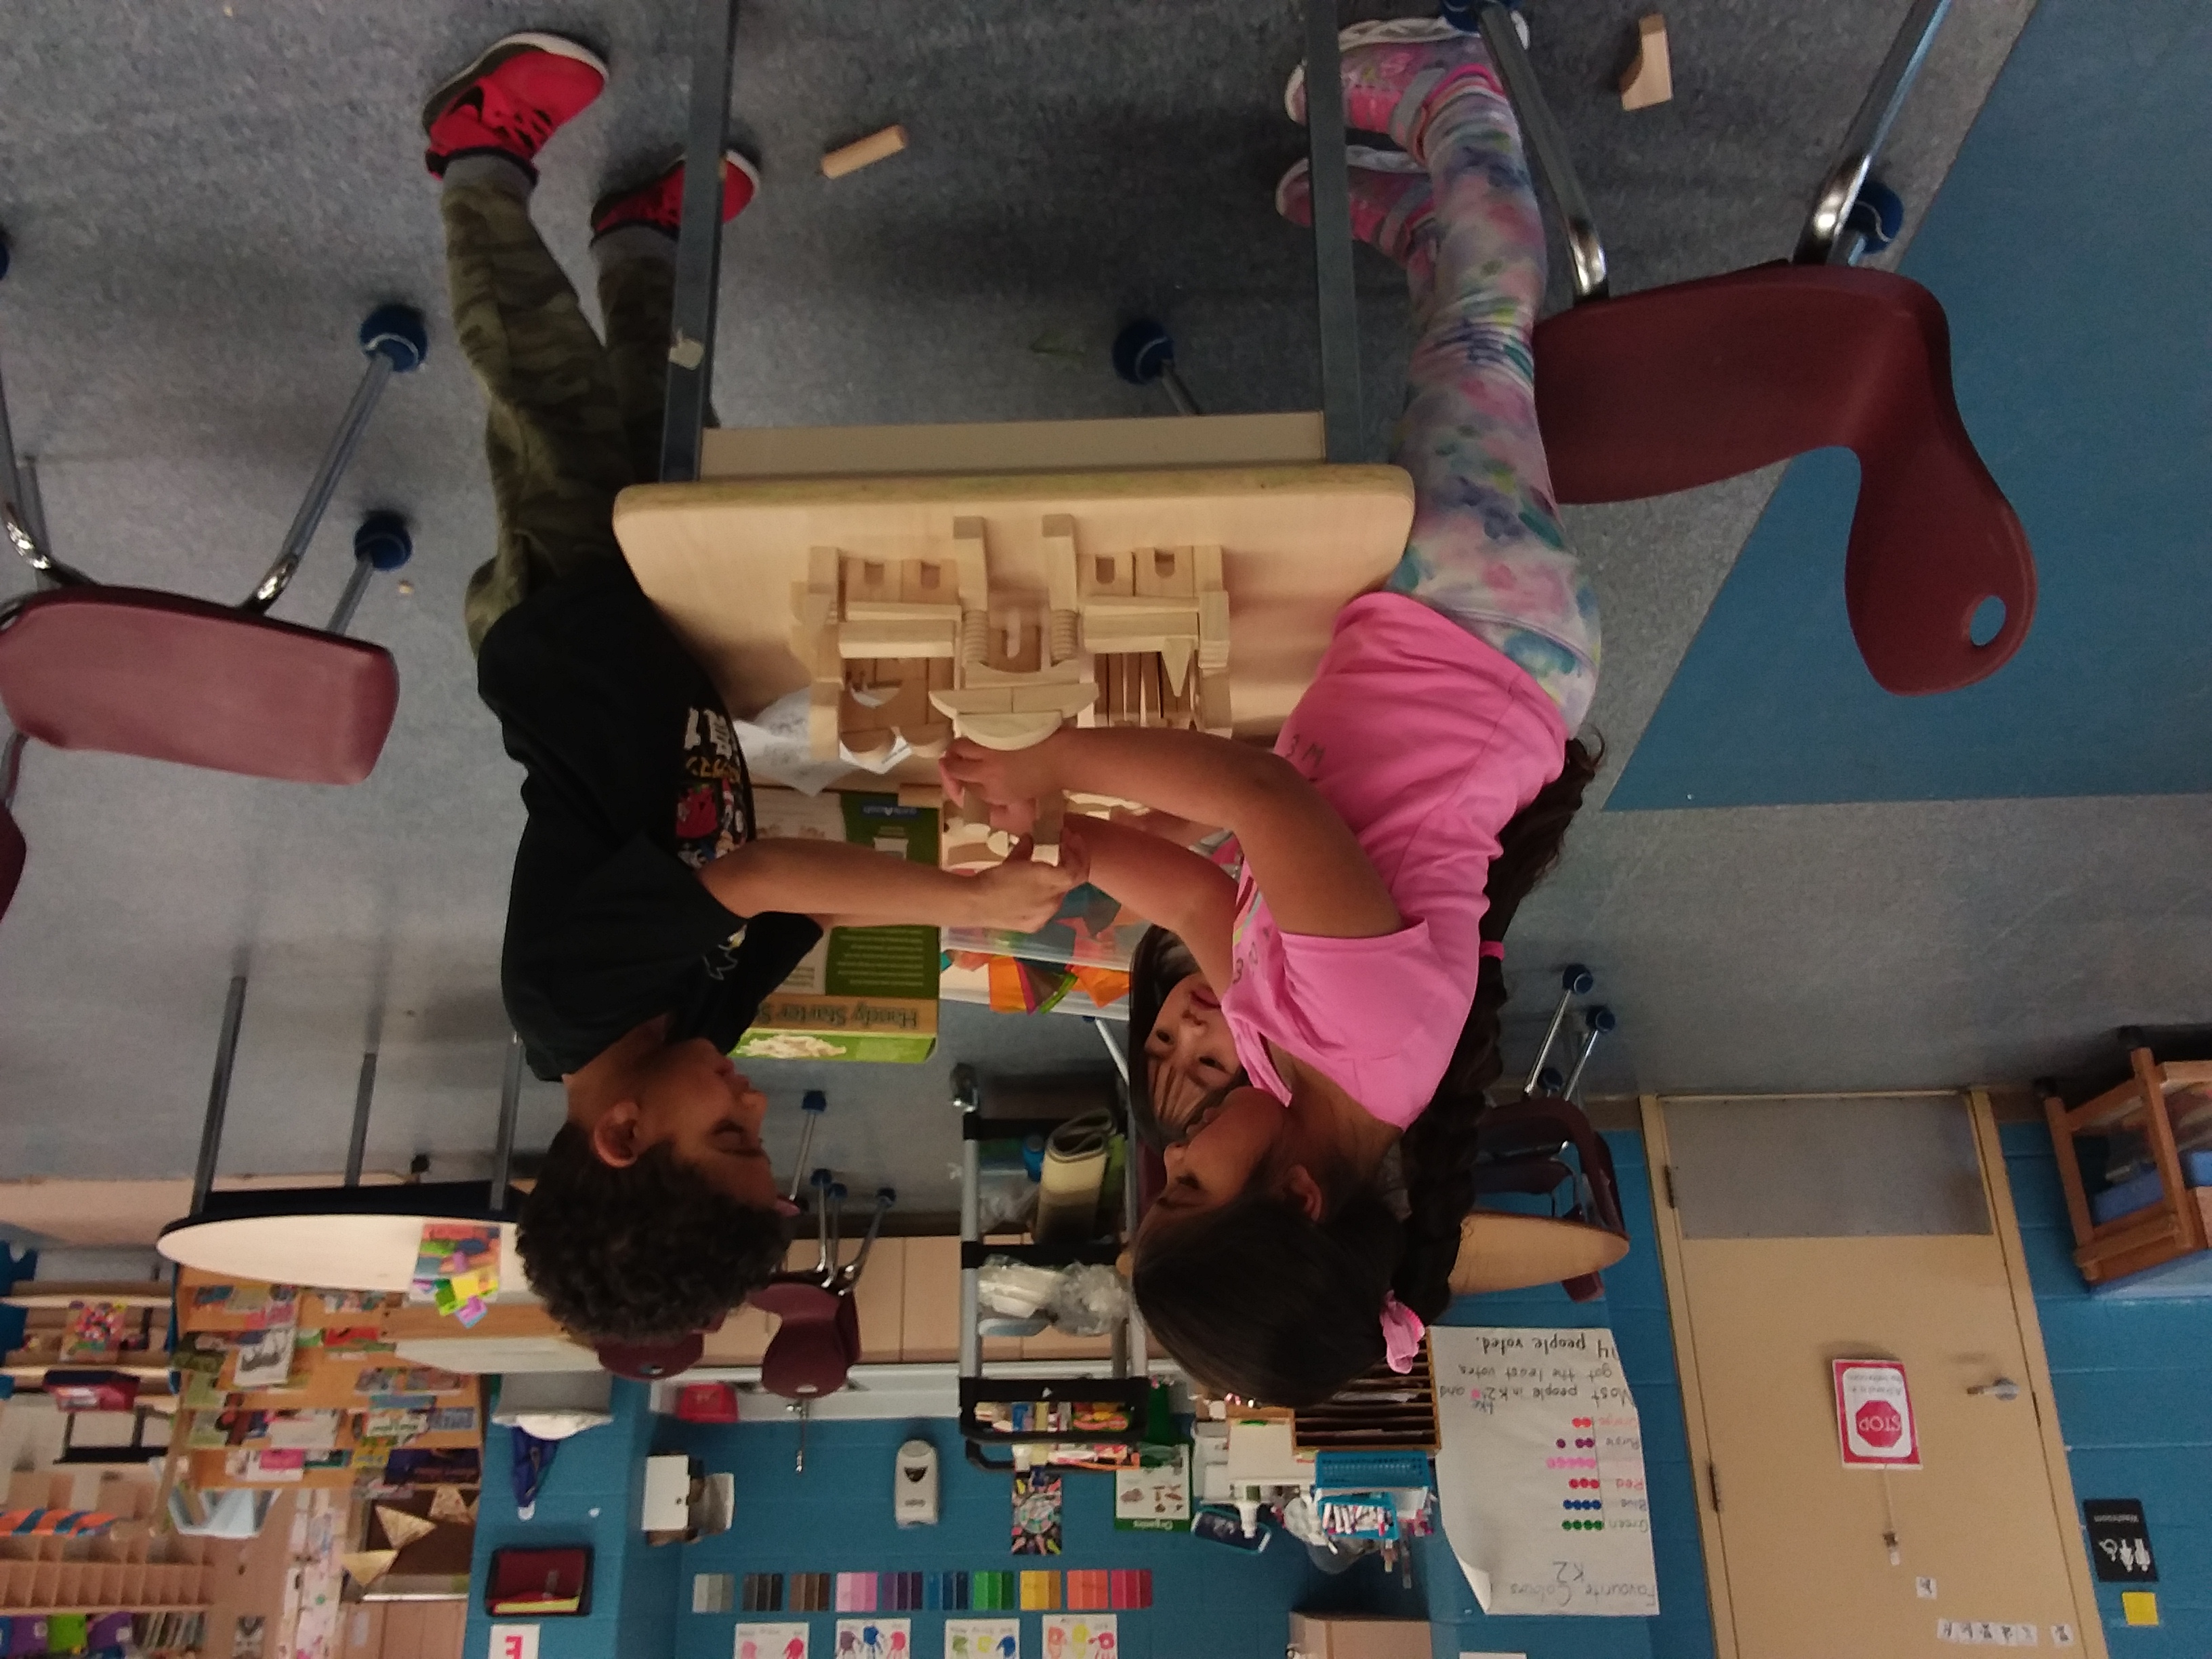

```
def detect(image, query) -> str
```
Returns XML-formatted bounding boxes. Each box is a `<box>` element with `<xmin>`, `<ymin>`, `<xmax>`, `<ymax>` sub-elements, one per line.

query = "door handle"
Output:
<box><xmin>1967</xmin><ymin>1377</ymin><xmax>2021</xmax><ymax>1401</ymax></box>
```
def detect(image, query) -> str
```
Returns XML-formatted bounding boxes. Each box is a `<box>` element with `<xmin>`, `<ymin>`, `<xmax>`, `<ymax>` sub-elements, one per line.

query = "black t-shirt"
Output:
<box><xmin>477</xmin><ymin>560</ymin><xmax>821</xmax><ymax>1081</ymax></box>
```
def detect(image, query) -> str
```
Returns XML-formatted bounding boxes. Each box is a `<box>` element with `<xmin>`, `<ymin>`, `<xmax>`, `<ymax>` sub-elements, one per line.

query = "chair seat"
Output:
<box><xmin>1534</xmin><ymin>264</ymin><xmax>2034</xmax><ymax>695</ymax></box>
<box><xmin>0</xmin><ymin>587</ymin><xmax>399</xmax><ymax>783</ymax></box>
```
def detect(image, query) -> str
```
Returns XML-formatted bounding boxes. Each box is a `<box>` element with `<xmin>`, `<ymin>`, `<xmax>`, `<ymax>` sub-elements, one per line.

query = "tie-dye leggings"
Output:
<box><xmin>1382</xmin><ymin>62</ymin><xmax>1601</xmax><ymax>731</ymax></box>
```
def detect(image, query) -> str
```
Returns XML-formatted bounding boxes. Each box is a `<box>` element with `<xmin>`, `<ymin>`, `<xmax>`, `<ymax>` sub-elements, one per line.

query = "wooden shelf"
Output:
<box><xmin>2</xmin><ymin>1282</ymin><xmax>173</xmax><ymax>1311</ymax></box>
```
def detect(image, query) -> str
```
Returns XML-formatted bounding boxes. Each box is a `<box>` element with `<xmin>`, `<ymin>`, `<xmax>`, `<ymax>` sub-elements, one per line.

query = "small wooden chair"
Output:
<box><xmin>2042</xmin><ymin>1042</ymin><xmax>2212</xmax><ymax>1287</ymax></box>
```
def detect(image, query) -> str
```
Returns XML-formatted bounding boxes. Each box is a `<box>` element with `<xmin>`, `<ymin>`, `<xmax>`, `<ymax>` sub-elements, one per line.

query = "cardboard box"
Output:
<box><xmin>1287</xmin><ymin>1613</ymin><xmax>1433</xmax><ymax>1659</ymax></box>
<box><xmin>734</xmin><ymin>791</ymin><xmax>942</xmax><ymax>1062</ymax></box>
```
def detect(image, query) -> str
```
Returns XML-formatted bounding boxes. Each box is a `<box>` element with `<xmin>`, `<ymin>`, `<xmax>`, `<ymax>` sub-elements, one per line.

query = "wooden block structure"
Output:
<box><xmin>796</xmin><ymin>512</ymin><xmax>1233</xmax><ymax>867</ymax></box>
<box><xmin>1620</xmin><ymin>13</ymin><xmax>1673</xmax><ymax>110</ymax></box>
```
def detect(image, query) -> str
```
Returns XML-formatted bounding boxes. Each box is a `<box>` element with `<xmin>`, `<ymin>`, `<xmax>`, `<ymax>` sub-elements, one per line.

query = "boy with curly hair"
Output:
<box><xmin>423</xmin><ymin>33</ymin><xmax>1082</xmax><ymax>1345</ymax></box>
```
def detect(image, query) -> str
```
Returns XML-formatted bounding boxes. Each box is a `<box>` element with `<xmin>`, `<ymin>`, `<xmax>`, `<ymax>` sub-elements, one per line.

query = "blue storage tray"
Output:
<box><xmin>2089</xmin><ymin>1148</ymin><xmax>2212</xmax><ymax>1226</ymax></box>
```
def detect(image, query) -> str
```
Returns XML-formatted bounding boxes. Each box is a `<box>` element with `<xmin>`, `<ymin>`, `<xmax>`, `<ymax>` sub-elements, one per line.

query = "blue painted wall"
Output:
<box><xmin>1610</xmin><ymin>0</ymin><xmax>2212</xmax><ymax>809</ymax></box>
<box><xmin>2003</xmin><ymin>1123</ymin><xmax>2212</xmax><ymax>1653</ymax></box>
<box><xmin>653</xmin><ymin>1414</ymin><xmax>1318</xmax><ymax>1659</ymax></box>
<box><xmin>1417</xmin><ymin>1130</ymin><xmax>1716</xmax><ymax>1659</ymax></box>
<box><xmin>465</xmin><ymin>1380</ymin><xmax>662</xmax><ymax>1659</ymax></box>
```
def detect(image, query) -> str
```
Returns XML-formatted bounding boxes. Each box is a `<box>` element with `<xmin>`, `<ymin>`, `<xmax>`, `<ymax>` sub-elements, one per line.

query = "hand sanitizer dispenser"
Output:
<box><xmin>894</xmin><ymin>1438</ymin><xmax>939</xmax><ymax>1527</ymax></box>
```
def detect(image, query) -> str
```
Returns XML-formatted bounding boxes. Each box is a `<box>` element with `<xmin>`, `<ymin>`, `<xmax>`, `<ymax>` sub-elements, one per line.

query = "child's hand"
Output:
<box><xmin>963</xmin><ymin>829</ymin><xmax>1090</xmax><ymax>931</ymax></box>
<box><xmin>941</xmin><ymin>735</ymin><xmax>1067</xmax><ymax>806</ymax></box>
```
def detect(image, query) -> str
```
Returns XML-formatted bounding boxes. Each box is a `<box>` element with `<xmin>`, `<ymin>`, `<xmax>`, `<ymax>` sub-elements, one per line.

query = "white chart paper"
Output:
<box><xmin>1432</xmin><ymin>1326</ymin><xmax>1660</xmax><ymax>1616</ymax></box>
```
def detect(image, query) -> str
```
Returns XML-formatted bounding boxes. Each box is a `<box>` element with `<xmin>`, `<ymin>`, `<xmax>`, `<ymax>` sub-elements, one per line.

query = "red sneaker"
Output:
<box><xmin>423</xmin><ymin>32</ymin><xmax>608</xmax><ymax>179</ymax></box>
<box><xmin>590</xmin><ymin>150</ymin><xmax>760</xmax><ymax>240</ymax></box>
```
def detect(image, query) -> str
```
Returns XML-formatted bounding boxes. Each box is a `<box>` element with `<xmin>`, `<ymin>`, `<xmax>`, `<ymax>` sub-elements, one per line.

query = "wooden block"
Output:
<box><xmin>1158</xmin><ymin>634</ymin><xmax>1195</xmax><ymax>696</ymax></box>
<box><xmin>843</xmin><ymin>555</ymin><xmax>898</xmax><ymax>609</ymax></box>
<box><xmin>1620</xmin><ymin>14</ymin><xmax>1671</xmax><ymax>110</ymax></box>
<box><xmin>821</xmin><ymin>123</ymin><xmax>909</xmax><ymax>179</ymax></box>
<box><xmin>904</xmin><ymin>721</ymin><xmax>952</xmax><ymax>759</ymax></box>
<box><xmin>838</xmin><ymin>616</ymin><xmax>961</xmax><ymax>657</ymax></box>
<box><xmin>1199</xmin><ymin>670</ymin><xmax>1233</xmax><ymax>736</ymax></box>
<box><xmin>1134</xmin><ymin>544</ymin><xmax>1195</xmax><ymax>599</ymax></box>
<box><xmin>1195</xmin><ymin>542</ymin><xmax>1229</xmax><ymax>672</ymax></box>
<box><xmin>1043</xmin><ymin>514</ymin><xmax>1080</xmax><ymax>665</ymax></box>
<box><xmin>808</xmin><ymin>677</ymin><xmax>842</xmax><ymax>760</ymax></box>
<box><xmin>1033</xmin><ymin>793</ymin><xmax>1066</xmax><ymax>865</ymax></box>
<box><xmin>1160</xmin><ymin>658</ymin><xmax>1195</xmax><ymax>729</ymax></box>
<box><xmin>1080</xmin><ymin>548</ymin><xmax>1135</xmax><ymax>600</ymax></box>
<box><xmin>903</xmin><ymin>556</ymin><xmax>956</xmax><ymax>602</ymax></box>
<box><xmin>957</xmin><ymin>710</ymin><xmax>1078</xmax><ymax>750</ymax></box>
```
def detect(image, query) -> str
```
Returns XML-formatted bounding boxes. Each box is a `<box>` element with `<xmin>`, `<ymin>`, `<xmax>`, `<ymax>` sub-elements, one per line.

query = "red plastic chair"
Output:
<box><xmin>0</xmin><ymin>586</ymin><xmax>399</xmax><ymax>784</ymax></box>
<box><xmin>1472</xmin><ymin>0</ymin><xmax>2034</xmax><ymax>695</ymax></box>
<box><xmin>0</xmin><ymin>299</ymin><xmax>425</xmax><ymax>919</ymax></box>
<box><xmin>1533</xmin><ymin>266</ymin><xmax>2032</xmax><ymax>695</ymax></box>
<box><xmin>757</xmin><ymin>1177</ymin><xmax>895</xmax><ymax>1404</ymax></box>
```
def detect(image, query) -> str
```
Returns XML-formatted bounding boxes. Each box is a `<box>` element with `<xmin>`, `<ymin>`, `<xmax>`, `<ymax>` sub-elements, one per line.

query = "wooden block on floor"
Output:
<box><xmin>1620</xmin><ymin>12</ymin><xmax>1672</xmax><ymax>110</ymax></box>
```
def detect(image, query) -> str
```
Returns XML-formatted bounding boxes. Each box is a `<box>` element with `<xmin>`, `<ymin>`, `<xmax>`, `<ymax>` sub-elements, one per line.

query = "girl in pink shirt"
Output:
<box><xmin>943</xmin><ymin>20</ymin><xmax>1598</xmax><ymax>1406</ymax></box>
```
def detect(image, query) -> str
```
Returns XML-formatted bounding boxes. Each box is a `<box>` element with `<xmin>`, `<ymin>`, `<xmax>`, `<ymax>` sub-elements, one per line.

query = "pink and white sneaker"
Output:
<box><xmin>1274</xmin><ymin>147</ymin><xmax>1435</xmax><ymax>270</ymax></box>
<box><xmin>1283</xmin><ymin>16</ymin><xmax>1510</xmax><ymax>162</ymax></box>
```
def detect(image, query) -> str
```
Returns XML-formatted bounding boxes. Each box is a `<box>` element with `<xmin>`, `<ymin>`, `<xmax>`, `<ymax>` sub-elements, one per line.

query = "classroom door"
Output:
<box><xmin>1648</xmin><ymin>1093</ymin><xmax>2102</xmax><ymax>1659</ymax></box>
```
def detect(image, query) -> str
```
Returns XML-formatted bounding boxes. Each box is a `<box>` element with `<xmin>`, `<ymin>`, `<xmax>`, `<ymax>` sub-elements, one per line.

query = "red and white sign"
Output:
<box><xmin>1835</xmin><ymin>1359</ymin><xmax>1920</xmax><ymax>1468</ymax></box>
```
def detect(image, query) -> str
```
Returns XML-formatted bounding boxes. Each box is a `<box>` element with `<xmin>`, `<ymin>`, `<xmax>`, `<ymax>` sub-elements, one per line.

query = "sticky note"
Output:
<box><xmin>2122</xmin><ymin>1591</ymin><xmax>2158</xmax><ymax>1626</ymax></box>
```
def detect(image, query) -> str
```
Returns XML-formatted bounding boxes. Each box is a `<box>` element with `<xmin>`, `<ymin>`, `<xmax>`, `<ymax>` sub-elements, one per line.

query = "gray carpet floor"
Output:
<box><xmin>12</xmin><ymin>0</ymin><xmax>2190</xmax><ymax>1220</ymax></box>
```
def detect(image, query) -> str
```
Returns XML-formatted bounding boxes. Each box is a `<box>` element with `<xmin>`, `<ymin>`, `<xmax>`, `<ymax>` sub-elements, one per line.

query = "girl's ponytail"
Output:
<box><xmin>1391</xmin><ymin>736</ymin><xmax>1601</xmax><ymax>1320</ymax></box>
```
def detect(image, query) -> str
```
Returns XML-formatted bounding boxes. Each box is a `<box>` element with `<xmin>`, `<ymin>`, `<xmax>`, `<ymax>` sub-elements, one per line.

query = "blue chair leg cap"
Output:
<box><xmin>1847</xmin><ymin>180</ymin><xmax>1906</xmax><ymax>253</ymax></box>
<box><xmin>359</xmin><ymin>304</ymin><xmax>429</xmax><ymax>372</ymax></box>
<box><xmin>1112</xmin><ymin>319</ymin><xmax>1174</xmax><ymax>387</ymax></box>
<box><xmin>353</xmin><ymin>512</ymin><xmax>413</xmax><ymax>572</ymax></box>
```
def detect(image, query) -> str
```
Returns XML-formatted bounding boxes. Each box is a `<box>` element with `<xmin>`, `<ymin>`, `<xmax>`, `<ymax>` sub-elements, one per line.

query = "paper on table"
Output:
<box><xmin>1431</xmin><ymin>1326</ymin><xmax>1660</xmax><ymax>1617</ymax></box>
<box><xmin>735</xmin><ymin>688</ymin><xmax>911</xmax><ymax>794</ymax></box>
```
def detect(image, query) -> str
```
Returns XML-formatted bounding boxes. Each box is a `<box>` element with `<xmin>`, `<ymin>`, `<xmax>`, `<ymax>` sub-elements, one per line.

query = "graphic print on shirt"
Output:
<box><xmin>676</xmin><ymin>705</ymin><xmax>754</xmax><ymax>977</ymax></box>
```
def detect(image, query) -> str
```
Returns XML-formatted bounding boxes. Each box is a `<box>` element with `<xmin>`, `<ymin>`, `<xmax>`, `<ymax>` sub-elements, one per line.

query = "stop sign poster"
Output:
<box><xmin>1835</xmin><ymin>1359</ymin><xmax>1921</xmax><ymax>1468</ymax></box>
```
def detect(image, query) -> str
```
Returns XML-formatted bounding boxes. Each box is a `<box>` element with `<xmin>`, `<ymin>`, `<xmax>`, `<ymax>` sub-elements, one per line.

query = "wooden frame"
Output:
<box><xmin>2041</xmin><ymin>1046</ymin><xmax>2212</xmax><ymax>1285</ymax></box>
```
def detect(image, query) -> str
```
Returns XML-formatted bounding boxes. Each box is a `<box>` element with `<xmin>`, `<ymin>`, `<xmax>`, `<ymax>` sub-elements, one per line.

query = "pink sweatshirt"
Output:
<box><xmin>1221</xmin><ymin>594</ymin><xmax>1570</xmax><ymax>1129</ymax></box>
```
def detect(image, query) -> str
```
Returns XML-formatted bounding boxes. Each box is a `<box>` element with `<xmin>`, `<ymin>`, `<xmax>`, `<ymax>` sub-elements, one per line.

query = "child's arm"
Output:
<box><xmin>698</xmin><ymin>834</ymin><xmax>1086</xmax><ymax>933</ymax></box>
<box><xmin>1076</xmin><ymin>817</ymin><xmax>1238</xmax><ymax>989</ymax></box>
<box><xmin>943</xmin><ymin>729</ymin><xmax>1400</xmax><ymax>941</ymax></box>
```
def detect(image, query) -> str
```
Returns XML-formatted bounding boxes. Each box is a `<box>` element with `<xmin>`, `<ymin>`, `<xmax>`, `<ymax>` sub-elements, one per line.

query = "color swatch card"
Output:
<box><xmin>1431</xmin><ymin>1326</ymin><xmax>1660</xmax><ymax>1617</ymax></box>
<box><xmin>832</xmin><ymin>1618</ymin><xmax>909</xmax><ymax>1658</ymax></box>
<box><xmin>1040</xmin><ymin>1614</ymin><xmax>1116</xmax><ymax>1659</ymax></box>
<box><xmin>736</xmin><ymin>1624</ymin><xmax>808</xmax><ymax>1659</ymax></box>
<box><xmin>945</xmin><ymin>1620</ymin><xmax>1020</xmax><ymax>1659</ymax></box>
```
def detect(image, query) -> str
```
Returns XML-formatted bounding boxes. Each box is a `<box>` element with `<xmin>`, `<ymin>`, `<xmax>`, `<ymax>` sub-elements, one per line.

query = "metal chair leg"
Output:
<box><xmin>1477</xmin><ymin>3</ymin><xmax>1610</xmax><ymax>302</ymax></box>
<box><xmin>189</xmin><ymin>975</ymin><xmax>249</xmax><ymax>1217</ymax></box>
<box><xmin>342</xmin><ymin>1049</ymin><xmax>376</xmax><ymax>1188</ymax></box>
<box><xmin>325</xmin><ymin>513</ymin><xmax>413</xmax><ymax>637</ymax></box>
<box><xmin>1795</xmin><ymin>0</ymin><xmax>1952</xmax><ymax>266</ymax></box>
<box><xmin>244</xmin><ymin>306</ymin><xmax>426</xmax><ymax>614</ymax></box>
<box><xmin>659</xmin><ymin>0</ymin><xmax>740</xmax><ymax>484</ymax></box>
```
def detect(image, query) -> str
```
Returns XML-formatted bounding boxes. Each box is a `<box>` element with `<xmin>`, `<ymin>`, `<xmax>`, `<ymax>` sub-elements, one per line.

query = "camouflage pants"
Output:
<box><xmin>441</xmin><ymin>180</ymin><xmax>687</xmax><ymax>653</ymax></box>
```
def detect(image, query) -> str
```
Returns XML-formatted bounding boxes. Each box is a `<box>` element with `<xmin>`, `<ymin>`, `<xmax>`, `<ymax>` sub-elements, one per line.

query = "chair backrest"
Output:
<box><xmin>753</xmin><ymin>1277</ymin><xmax>861</xmax><ymax>1399</ymax></box>
<box><xmin>1532</xmin><ymin>265</ymin><xmax>2034</xmax><ymax>695</ymax></box>
<box><xmin>0</xmin><ymin>588</ymin><xmax>399</xmax><ymax>783</ymax></box>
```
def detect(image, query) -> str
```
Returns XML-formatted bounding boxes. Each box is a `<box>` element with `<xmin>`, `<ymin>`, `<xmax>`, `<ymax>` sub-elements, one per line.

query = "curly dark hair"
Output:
<box><xmin>1132</xmin><ymin>737</ymin><xmax>1601</xmax><ymax>1406</ymax></box>
<box><xmin>516</xmin><ymin>1122</ymin><xmax>790</xmax><ymax>1346</ymax></box>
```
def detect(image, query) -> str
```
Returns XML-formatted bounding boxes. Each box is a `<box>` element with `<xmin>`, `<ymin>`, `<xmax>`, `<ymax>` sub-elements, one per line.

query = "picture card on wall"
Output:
<box><xmin>1040</xmin><ymin>1614</ymin><xmax>1116</xmax><ymax>1659</ymax></box>
<box><xmin>833</xmin><ymin>1617</ymin><xmax>909</xmax><ymax>1658</ymax></box>
<box><xmin>946</xmin><ymin>1618</ymin><xmax>1020</xmax><ymax>1658</ymax></box>
<box><xmin>735</xmin><ymin>1624</ymin><xmax>808</xmax><ymax>1659</ymax></box>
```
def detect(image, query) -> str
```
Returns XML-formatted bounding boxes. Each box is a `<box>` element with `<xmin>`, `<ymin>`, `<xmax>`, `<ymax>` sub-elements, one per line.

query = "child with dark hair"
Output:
<box><xmin>943</xmin><ymin>18</ymin><xmax>1599</xmax><ymax>1404</ymax></box>
<box><xmin>424</xmin><ymin>34</ymin><xmax>1084</xmax><ymax>1347</ymax></box>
